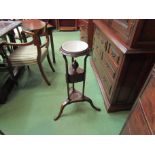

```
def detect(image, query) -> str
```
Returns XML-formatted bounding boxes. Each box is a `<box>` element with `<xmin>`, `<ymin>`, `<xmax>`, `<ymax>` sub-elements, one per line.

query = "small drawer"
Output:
<box><xmin>93</xmin><ymin>53</ymin><xmax>102</xmax><ymax>77</ymax></box>
<box><xmin>93</xmin><ymin>47</ymin><xmax>101</xmax><ymax>60</ymax></box>
<box><xmin>94</xmin><ymin>48</ymin><xmax>102</xmax><ymax>60</ymax></box>
<box><xmin>102</xmin><ymin>56</ymin><xmax>117</xmax><ymax>80</ymax></box>
<box><xmin>100</xmin><ymin>67</ymin><xmax>113</xmax><ymax>96</ymax></box>
<box><xmin>99</xmin><ymin>36</ymin><xmax>108</xmax><ymax>54</ymax></box>
<box><xmin>107</xmin><ymin>43</ymin><xmax>122</xmax><ymax>65</ymax></box>
<box><xmin>94</xmin><ymin>42</ymin><xmax>103</xmax><ymax>58</ymax></box>
<box><xmin>102</xmin><ymin>74</ymin><xmax>113</xmax><ymax>96</ymax></box>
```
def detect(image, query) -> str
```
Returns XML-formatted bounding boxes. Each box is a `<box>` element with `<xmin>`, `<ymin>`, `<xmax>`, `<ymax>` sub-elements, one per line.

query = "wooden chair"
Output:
<box><xmin>21</xmin><ymin>19</ymin><xmax>56</xmax><ymax>63</ymax></box>
<box><xmin>0</xmin><ymin>25</ymin><xmax>55</xmax><ymax>86</ymax></box>
<box><xmin>39</xmin><ymin>20</ymin><xmax>56</xmax><ymax>63</ymax></box>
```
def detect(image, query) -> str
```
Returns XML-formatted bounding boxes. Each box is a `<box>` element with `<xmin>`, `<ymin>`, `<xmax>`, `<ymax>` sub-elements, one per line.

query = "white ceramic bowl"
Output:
<box><xmin>62</xmin><ymin>40</ymin><xmax>88</xmax><ymax>53</ymax></box>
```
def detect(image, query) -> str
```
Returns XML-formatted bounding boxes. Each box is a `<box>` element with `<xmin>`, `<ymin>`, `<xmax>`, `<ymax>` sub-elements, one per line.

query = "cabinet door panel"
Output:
<box><xmin>121</xmin><ymin>122</ymin><xmax>131</xmax><ymax>135</ymax></box>
<box><xmin>128</xmin><ymin>102</ymin><xmax>151</xmax><ymax>135</ymax></box>
<box><xmin>140</xmin><ymin>68</ymin><xmax>155</xmax><ymax>134</ymax></box>
<box><xmin>100</xmin><ymin>66</ymin><xmax>113</xmax><ymax>97</ymax></box>
<box><xmin>107</xmin><ymin>43</ymin><xmax>123</xmax><ymax>66</ymax></box>
<box><xmin>102</xmin><ymin>55</ymin><xmax>117</xmax><ymax>80</ymax></box>
<box><xmin>110</xmin><ymin>19</ymin><xmax>138</xmax><ymax>45</ymax></box>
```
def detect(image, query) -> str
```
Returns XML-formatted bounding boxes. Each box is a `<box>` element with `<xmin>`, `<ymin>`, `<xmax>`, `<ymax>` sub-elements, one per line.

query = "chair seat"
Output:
<box><xmin>4</xmin><ymin>45</ymin><xmax>48</xmax><ymax>66</ymax></box>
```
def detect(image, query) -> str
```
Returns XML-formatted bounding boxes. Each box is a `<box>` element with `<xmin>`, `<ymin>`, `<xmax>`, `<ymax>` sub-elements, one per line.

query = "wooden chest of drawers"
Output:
<box><xmin>91</xmin><ymin>20</ymin><xmax>155</xmax><ymax>112</ymax></box>
<box><xmin>121</xmin><ymin>64</ymin><xmax>155</xmax><ymax>134</ymax></box>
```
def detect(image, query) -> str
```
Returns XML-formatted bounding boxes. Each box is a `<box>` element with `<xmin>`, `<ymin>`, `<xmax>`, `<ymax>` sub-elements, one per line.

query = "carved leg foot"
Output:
<box><xmin>86</xmin><ymin>97</ymin><xmax>101</xmax><ymax>111</ymax></box>
<box><xmin>0</xmin><ymin>130</ymin><xmax>5</xmax><ymax>135</ymax></box>
<box><xmin>54</xmin><ymin>100</ymin><xmax>69</xmax><ymax>121</ymax></box>
<box><xmin>27</xmin><ymin>66</ymin><xmax>30</xmax><ymax>71</ymax></box>
<box><xmin>38</xmin><ymin>62</ymin><xmax>51</xmax><ymax>86</ymax></box>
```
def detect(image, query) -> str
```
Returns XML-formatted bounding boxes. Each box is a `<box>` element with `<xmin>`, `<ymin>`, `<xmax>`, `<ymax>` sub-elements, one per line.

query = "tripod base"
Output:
<box><xmin>54</xmin><ymin>89</ymin><xmax>101</xmax><ymax>121</ymax></box>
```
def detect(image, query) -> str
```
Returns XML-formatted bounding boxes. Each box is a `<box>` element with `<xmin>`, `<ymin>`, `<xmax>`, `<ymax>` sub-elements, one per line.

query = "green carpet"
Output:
<box><xmin>0</xmin><ymin>31</ymin><xmax>129</xmax><ymax>135</ymax></box>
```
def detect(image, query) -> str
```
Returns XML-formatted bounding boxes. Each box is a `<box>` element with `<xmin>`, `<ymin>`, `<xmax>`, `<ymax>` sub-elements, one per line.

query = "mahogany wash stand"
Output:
<box><xmin>54</xmin><ymin>41</ymin><xmax>101</xmax><ymax>121</ymax></box>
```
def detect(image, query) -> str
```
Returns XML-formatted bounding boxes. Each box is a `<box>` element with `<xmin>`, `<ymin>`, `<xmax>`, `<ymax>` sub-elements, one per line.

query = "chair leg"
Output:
<box><xmin>21</xmin><ymin>31</ymin><xmax>27</xmax><ymax>43</ymax></box>
<box><xmin>47</xmin><ymin>54</ymin><xmax>55</xmax><ymax>72</ymax></box>
<box><xmin>27</xmin><ymin>65</ymin><xmax>30</xmax><ymax>71</ymax></box>
<box><xmin>38</xmin><ymin>62</ymin><xmax>51</xmax><ymax>86</ymax></box>
<box><xmin>49</xmin><ymin>32</ymin><xmax>56</xmax><ymax>63</ymax></box>
<box><xmin>16</xmin><ymin>27</ymin><xmax>23</xmax><ymax>43</ymax></box>
<box><xmin>7</xmin><ymin>66</ymin><xmax>18</xmax><ymax>85</ymax></box>
<box><xmin>2</xmin><ymin>35</ymin><xmax>13</xmax><ymax>53</ymax></box>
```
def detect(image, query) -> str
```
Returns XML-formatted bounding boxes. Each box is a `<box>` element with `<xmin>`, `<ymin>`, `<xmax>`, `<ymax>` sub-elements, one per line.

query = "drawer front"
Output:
<box><xmin>93</xmin><ymin>53</ymin><xmax>113</xmax><ymax>98</ymax></box>
<box><xmin>93</xmin><ymin>51</ymin><xmax>102</xmax><ymax>76</ymax></box>
<box><xmin>102</xmin><ymin>55</ymin><xmax>117</xmax><ymax>80</ymax></box>
<box><xmin>93</xmin><ymin>27</ymin><xmax>108</xmax><ymax>60</ymax></box>
<box><xmin>93</xmin><ymin>27</ymin><xmax>104</xmax><ymax>59</ymax></box>
<box><xmin>102</xmin><ymin>73</ymin><xmax>113</xmax><ymax>96</ymax></box>
<box><xmin>107</xmin><ymin>43</ymin><xmax>123</xmax><ymax>66</ymax></box>
<box><xmin>93</xmin><ymin>42</ymin><xmax>102</xmax><ymax>59</ymax></box>
<box><xmin>100</xmin><ymin>66</ymin><xmax>113</xmax><ymax>97</ymax></box>
<box><xmin>93</xmin><ymin>27</ymin><xmax>100</xmax><ymax>44</ymax></box>
<box><xmin>140</xmin><ymin>68</ymin><xmax>155</xmax><ymax>134</ymax></box>
<box><xmin>99</xmin><ymin>30</ymin><xmax>108</xmax><ymax>53</ymax></box>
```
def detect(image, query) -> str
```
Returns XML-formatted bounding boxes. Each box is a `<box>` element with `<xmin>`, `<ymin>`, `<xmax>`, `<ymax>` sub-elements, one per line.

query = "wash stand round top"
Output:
<box><xmin>60</xmin><ymin>40</ymin><xmax>89</xmax><ymax>57</ymax></box>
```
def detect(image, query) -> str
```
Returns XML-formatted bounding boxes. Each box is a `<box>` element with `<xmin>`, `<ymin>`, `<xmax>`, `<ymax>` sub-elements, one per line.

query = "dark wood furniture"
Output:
<box><xmin>0</xmin><ymin>20</ymin><xmax>22</xmax><ymax>104</ymax></box>
<box><xmin>0</xmin><ymin>20</ymin><xmax>21</xmax><ymax>37</ymax></box>
<box><xmin>54</xmin><ymin>41</ymin><xmax>100</xmax><ymax>121</ymax></box>
<box><xmin>91</xmin><ymin>19</ymin><xmax>155</xmax><ymax>112</ymax></box>
<box><xmin>78</xmin><ymin>19</ymin><xmax>88</xmax><ymax>43</ymax></box>
<box><xmin>42</xmin><ymin>19</ymin><xmax>56</xmax><ymax>27</ymax></box>
<box><xmin>56</xmin><ymin>19</ymin><xmax>78</xmax><ymax>31</ymax></box>
<box><xmin>22</xmin><ymin>20</ymin><xmax>56</xmax><ymax>63</ymax></box>
<box><xmin>78</xmin><ymin>19</ymin><xmax>94</xmax><ymax>48</ymax></box>
<box><xmin>1</xmin><ymin>22</ymin><xmax>55</xmax><ymax>86</ymax></box>
<box><xmin>121</xmin><ymin>64</ymin><xmax>155</xmax><ymax>135</ymax></box>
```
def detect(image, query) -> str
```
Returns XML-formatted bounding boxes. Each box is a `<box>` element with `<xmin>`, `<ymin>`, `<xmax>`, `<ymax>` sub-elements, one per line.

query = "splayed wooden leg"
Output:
<box><xmin>54</xmin><ymin>99</ymin><xmax>70</xmax><ymax>121</ymax></box>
